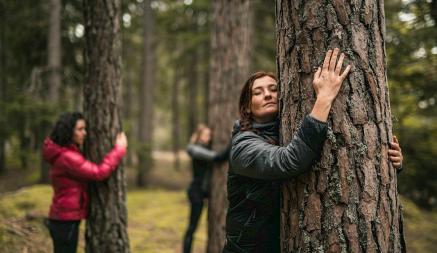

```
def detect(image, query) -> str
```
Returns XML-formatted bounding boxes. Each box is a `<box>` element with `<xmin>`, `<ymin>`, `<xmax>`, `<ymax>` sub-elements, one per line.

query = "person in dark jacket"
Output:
<box><xmin>42</xmin><ymin>112</ymin><xmax>127</xmax><ymax>253</ymax></box>
<box><xmin>183</xmin><ymin>124</ymin><xmax>230</xmax><ymax>253</ymax></box>
<box><xmin>222</xmin><ymin>49</ymin><xmax>404</xmax><ymax>252</ymax></box>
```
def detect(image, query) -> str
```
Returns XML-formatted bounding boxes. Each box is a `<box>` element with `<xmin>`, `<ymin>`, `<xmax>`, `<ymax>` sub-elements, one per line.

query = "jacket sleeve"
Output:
<box><xmin>60</xmin><ymin>145</ymin><xmax>126</xmax><ymax>181</ymax></box>
<box><xmin>187</xmin><ymin>143</ymin><xmax>231</xmax><ymax>163</ymax></box>
<box><xmin>187</xmin><ymin>144</ymin><xmax>218</xmax><ymax>161</ymax></box>
<box><xmin>230</xmin><ymin>115</ymin><xmax>327</xmax><ymax>180</ymax></box>
<box><xmin>213</xmin><ymin>142</ymin><xmax>231</xmax><ymax>162</ymax></box>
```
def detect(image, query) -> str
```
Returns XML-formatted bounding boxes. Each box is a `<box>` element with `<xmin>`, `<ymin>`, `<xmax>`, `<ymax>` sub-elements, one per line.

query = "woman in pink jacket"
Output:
<box><xmin>42</xmin><ymin>112</ymin><xmax>127</xmax><ymax>253</ymax></box>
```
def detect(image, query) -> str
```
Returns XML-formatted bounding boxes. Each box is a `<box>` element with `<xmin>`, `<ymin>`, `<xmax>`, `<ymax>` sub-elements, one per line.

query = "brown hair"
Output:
<box><xmin>239</xmin><ymin>71</ymin><xmax>278</xmax><ymax>132</ymax></box>
<box><xmin>190</xmin><ymin>123</ymin><xmax>209</xmax><ymax>144</ymax></box>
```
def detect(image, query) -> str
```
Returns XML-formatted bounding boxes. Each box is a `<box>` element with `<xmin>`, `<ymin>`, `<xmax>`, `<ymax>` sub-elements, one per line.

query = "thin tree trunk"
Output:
<box><xmin>122</xmin><ymin>38</ymin><xmax>134</xmax><ymax>167</ymax></box>
<box><xmin>48</xmin><ymin>0</ymin><xmax>61</xmax><ymax>101</ymax></box>
<box><xmin>187</xmin><ymin>50</ymin><xmax>198</xmax><ymax>137</ymax></box>
<box><xmin>40</xmin><ymin>0</ymin><xmax>62</xmax><ymax>183</ymax></box>
<box><xmin>431</xmin><ymin>0</ymin><xmax>437</xmax><ymax>24</ymax></box>
<box><xmin>137</xmin><ymin>0</ymin><xmax>155</xmax><ymax>187</ymax></box>
<box><xmin>83</xmin><ymin>0</ymin><xmax>130</xmax><ymax>252</ymax></box>
<box><xmin>172</xmin><ymin>63</ymin><xmax>181</xmax><ymax>171</ymax></box>
<box><xmin>207</xmin><ymin>1</ymin><xmax>252</xmax><ymax>252</ymax></box>
<box><xmin>0</xmin><ymin>0</ymin><xmax>5</xmax><ymax>174</ymax></box>
<box><xmin>276</xmin><ymin>1</ymin><xmax>405</xmax><ymax>252</ymax></box>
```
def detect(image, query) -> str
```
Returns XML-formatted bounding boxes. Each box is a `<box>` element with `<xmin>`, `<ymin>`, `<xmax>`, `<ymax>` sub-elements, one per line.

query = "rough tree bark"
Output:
<box><xmin>276</xmin><ymin>1</ymin><xmax>405</xmax><ymax>252</ymax></box>
<box><xmin>137</xmin><ymin>0</ymin><xmax>155</xmax><ymax>187</ymax></box>
<box><xmin>207</xmin><ymin>1</ymin><xmax>252</xmax><ymax>252</ymax></box>
<box><xmin>83</xmin><ymin>0</ymin><xmax>130</xmax><ymax>252</ymax></box>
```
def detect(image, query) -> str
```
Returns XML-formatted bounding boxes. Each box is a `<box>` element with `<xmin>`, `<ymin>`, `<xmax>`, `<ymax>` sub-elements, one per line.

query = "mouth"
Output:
<box><xmin>264</xmin><ymin>102</ymin><xmax>276</xmax><ymax>107</ymax></box>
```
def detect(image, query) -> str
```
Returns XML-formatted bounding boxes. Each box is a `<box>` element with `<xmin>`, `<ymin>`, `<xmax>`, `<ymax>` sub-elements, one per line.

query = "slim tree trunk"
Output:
<box><xmin>48</xmin><ymin>0</ymin><xmax>61</xmax><ymax>101</ymax></box>
<box><xmin>40</xmin><ymin>0</ymin><xmax>62</xmax><ymax>183</ymax></box>
<box><xmin>431</xmin><ymin>0</ymin><xmax>437</xmax><ymax>24</ymax></box>
<box><xmin>137</xmin><ymin>0</ymin><xmax>155</xmax><ymax>187</ymax></box>
<box><xmin>187</xmin><ymin>50</ymin><xmax>198</xmax><ymax>137</ymax></box>
<box><xmin>200</xmin><ymin>39</ymin><xmax>210</xmax><ymax>124</ymax></box>
<box><xmin>207</xmin><ymin>1</ymin><xmax>252</xmax><ymax>252</ymax></box>
<box><xmin>276</xmin><ymin>1</ymin><xmax>405</xmax><ymax>252</ymax></box>
<box><xmin>83</xmin><ymin>0</ymin><xmax>130</xmax><ymax>252</ymax></box>
<box><xmin>172</xmin><ymin>64</ymin><xmax>180</xmax><ymax>171</ymax></box>
<box><xmin>0</xmin><ymin>0</ymin><xmax>5</xmax><ymax>174</ymax></box>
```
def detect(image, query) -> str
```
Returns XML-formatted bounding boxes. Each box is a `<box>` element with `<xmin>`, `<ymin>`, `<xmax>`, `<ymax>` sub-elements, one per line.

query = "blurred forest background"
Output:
<box><xmin>0</xmin><ymin>0</ymin><xmax>436</xmax><ymax>252</ymax></box>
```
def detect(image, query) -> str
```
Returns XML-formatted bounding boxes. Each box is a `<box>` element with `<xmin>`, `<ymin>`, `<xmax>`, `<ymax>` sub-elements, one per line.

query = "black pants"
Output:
<box><xmin>183</xmin><ymin>188</ymin><xmax>206</xmax><ymax>253</ymax></box>
<box><xmin>48</xmin><ymin>219</ymin><xmax>80</xmax><ymax>253</ymax></box>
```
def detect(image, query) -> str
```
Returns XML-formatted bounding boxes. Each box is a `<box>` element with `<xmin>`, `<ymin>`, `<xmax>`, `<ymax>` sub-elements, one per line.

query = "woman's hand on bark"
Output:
<box><xmin>313</xmin><ymin>48</ymin><xmax>351</xmax><ymax>103</ymax></box>
<box><xmin>309</xmin><ymin>48</ymin><xmax>351</xmax><ymax>122</ymax></box>
<box><xmin>389</xmin><ymin>135</ymin><xmax>403</xmax><ymax>170</ymax></box>
<box><xmin>116</xmin><ymin>132</ymin><xmax>128</xmax><ymax>148</ymax></box>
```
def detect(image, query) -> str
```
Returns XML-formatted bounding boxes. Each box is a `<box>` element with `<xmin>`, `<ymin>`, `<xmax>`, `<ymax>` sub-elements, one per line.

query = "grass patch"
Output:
<box><xmin>0</xmin><ymin>185</ymin><xmax>207</xmax><ymax>253</ymax></box>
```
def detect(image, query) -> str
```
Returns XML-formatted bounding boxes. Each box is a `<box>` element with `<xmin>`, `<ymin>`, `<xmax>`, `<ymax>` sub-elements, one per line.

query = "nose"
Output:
<box><xmin>264</xmin><ymin>89</ymin><xmax>272</xmax><ymax>99</ymax></box>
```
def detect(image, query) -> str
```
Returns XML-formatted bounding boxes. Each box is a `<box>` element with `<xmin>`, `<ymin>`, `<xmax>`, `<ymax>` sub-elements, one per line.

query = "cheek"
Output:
<box><xmin>250</xmin><ymin>97</ymin><xmax>262</xmax><ymax>111</ymax></box>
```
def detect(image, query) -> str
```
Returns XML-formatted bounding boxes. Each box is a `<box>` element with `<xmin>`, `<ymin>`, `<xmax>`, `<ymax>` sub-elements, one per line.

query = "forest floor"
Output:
<box><xmin>0</xmin><ymin>152</ymin><xmax>436</xmax><ymax>253</ymax></box>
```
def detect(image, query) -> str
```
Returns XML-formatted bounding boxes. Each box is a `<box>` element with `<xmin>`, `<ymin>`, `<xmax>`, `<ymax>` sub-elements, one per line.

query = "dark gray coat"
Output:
<box><xmin>187</xmin><ymin>143</ymin><xmax>230</xmax><ymax>201</ymax></box>
<box><xmin>223</xmin><ymin>115</ymin><xmax>327</xmax><ymax>253</ymax></box>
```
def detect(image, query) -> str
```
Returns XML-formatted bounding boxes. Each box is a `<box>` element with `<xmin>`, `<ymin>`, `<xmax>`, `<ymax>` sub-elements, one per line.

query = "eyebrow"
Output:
<box><xmin>252</xmin><ymin>83</ymin><xmax>277</xmax><ymax>90</ymax></box>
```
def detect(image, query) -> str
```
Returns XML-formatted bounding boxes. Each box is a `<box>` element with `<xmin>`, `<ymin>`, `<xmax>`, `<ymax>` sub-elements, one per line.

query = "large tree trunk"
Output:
<box><xmin>40</xmin><ymin>0</ymin><xmax>62</xmax><ymax>183</ymax></box>
<box><xmin>137</xmin><ymin>0</ymin><xmax>155</xmax><ymax>187</ymax></box>
<box><xmin>206</xmin><ymin>1</ymin><xmax>252</xmax><ymax>252</ymax></box>
<box><xmin>83</xmin><ymin>0</ymin><xmax>130</xmax><ymax>252</ymax></box>
<box><xmin>276</xmin><ymin>1</ymin><xmax>405</xmax><ymax>252</ymax></box>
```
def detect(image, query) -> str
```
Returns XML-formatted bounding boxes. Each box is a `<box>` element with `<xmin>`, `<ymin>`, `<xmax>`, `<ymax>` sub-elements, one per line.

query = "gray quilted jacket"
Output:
<box><xmin>223</xmin><ymin>115</ymin><xmax>327</xmax><ymax>253</ymax></box>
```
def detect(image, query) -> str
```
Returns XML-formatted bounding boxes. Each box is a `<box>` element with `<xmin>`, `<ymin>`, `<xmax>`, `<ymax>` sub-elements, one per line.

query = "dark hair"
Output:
<box><xmin>239</xmin><ymin>71</ymin><xmax>278</xmax><ymax>132</ymax></box>
<box><xmin>50</xmin><ymin>112</ymin><xmax>85</xmax><ymax>146</ymax></box>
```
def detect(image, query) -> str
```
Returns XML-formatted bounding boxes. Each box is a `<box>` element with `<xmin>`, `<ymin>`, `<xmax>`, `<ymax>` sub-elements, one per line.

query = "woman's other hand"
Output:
<box><xmin>389</xmin><ymin>135</ymin><xmax>403</xmax><ymax>170</ymax></box>
<box><xmin>116</xmin><ymin>132</ymin><xmax>128</xmax><ymax>148</ymax></box>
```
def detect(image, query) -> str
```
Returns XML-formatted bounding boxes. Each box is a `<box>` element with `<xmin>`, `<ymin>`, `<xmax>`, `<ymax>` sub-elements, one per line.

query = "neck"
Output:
<box><xmin>253</xmin><ymin>116</ymin><xmax>276</xmax><ymax>124</ymax></box>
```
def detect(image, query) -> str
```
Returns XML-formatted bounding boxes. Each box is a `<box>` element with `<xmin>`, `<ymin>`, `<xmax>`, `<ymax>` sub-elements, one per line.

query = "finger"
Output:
<box><xmin>329</xmin><ymin>48</ymin><xmax>340</xmax><ymax>71</ymax></box>
<box><xmin>393</xmin><ymin>162</ymin><xmax>402</xmax><ymax>168</ymax></box>
<box><xmin>322</xmin><ymin>50</ymin><xmax>333</xmax><ymax>71</ymax></box>
<box><xmin>388</xmin><ymin>150</ymin><xmax>400</xmax><ymax>156</ymax></box>
<box><xmin>390</xmin><ymin>142</ymin><xmax>401</xmax><ymax>151</ymax></box>
<box><xmin>393</xmin><ymin>135</ymin><xmax>399</xmax><ymax>144</ymax></box>
<box><xmin>340</xmin><ymin>65</ymin><xmax>351</xmax><ymax>80</ymax></box>
<box><xmin>335</xmin><ymin>53</ymin><xmax>345</xmax><ymax>75</ymax></box>
<box><xmin>389</xmin><ymin>156</ymin><xmax>402</xmax><ymax>162</ymax></box>
<box><xmin>314</xmin><ymin>67</ymin><xmax>321</xmax><ymax>80</ymax></box>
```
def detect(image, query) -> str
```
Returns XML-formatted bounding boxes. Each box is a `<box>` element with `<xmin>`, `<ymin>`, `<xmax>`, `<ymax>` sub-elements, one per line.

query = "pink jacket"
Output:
<box><xmin>42</xmin><ymin>138</ymin><xmax>126</xmax><ymax>220</ymax></box>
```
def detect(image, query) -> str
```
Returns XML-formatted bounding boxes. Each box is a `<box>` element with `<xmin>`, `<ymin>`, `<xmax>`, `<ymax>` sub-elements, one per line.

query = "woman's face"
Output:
<box><xmin>72</xmin><ymin>119</ymin><xmax>87</xmax><ymax>146</ymax></box>
<box><xmin>250</xmin><ymin>76</ymin><xmax>278</xmax><ymax>123</ymax></box>
<box><xmin>198</xmin><ymin>128</ymin><xmax>212</xmax><ymax>145</ymax></box>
